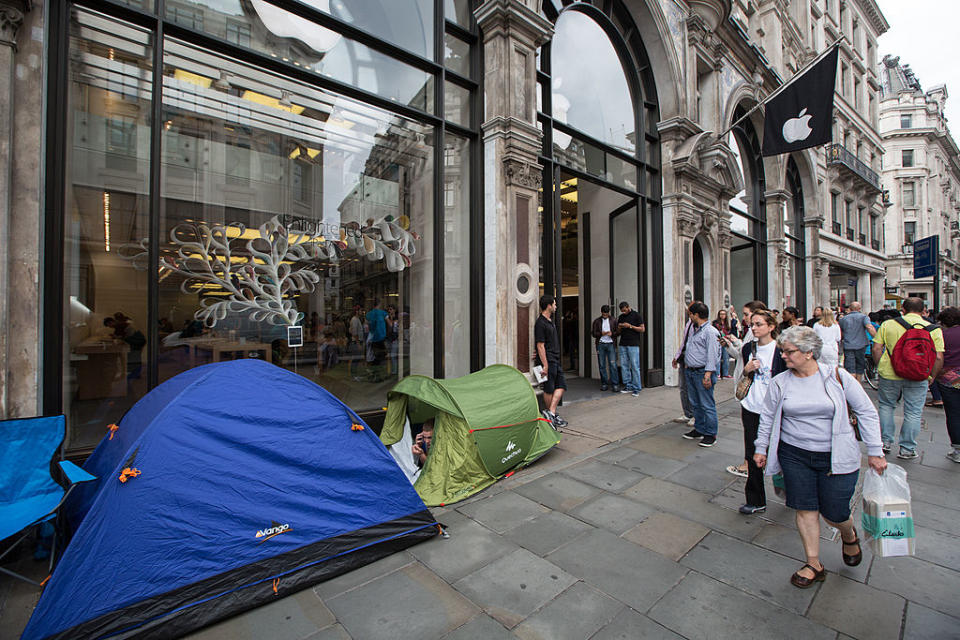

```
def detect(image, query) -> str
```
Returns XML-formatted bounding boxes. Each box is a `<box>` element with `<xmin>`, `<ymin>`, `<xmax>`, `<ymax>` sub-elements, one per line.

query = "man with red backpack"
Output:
<box><xmin>873</xmin><ymin>298</ymin><xmax>944</xmax><ymax>459</ymax></box>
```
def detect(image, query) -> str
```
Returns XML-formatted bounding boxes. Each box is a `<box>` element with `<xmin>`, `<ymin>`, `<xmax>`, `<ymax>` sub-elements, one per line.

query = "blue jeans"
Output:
<box><xmin>597</xmin><ymin>342</ymin><xmax>619</xmax><ymax>388</ymax></box>
<box><xmin>618</xmin><ymin>345</ymin><xmax>641</xmax><ymax>391</ymax></box>
<box><xmin>877</xmin><ymin>377</ymin><xmax>927</xmax><ymax>452</ymax></box>
<box><xmin>719</xmin><ymin>352</ymin><xmax>730</xmax><ymax>377</ymax></box>
<box><xmin>684</xmin><ymin>367</ymin><xmax>718</xmax><ymax>436</ymax></box>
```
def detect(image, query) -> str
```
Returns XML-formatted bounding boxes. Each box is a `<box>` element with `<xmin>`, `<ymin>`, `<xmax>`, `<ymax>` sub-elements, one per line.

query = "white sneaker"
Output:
<box><xmin>687</xmin><ymin>417</ymin><xmax>696</xmax><ymax>427</ymax></box>
<box><xmin>673</xmin><ymin>415</ymin><xmax>691</xmax><ymax>423</ymax></box>
<box><xmin>946</xmin><ymin>449</ymin><xmax>960</xmax><ymax>463</ymax></box>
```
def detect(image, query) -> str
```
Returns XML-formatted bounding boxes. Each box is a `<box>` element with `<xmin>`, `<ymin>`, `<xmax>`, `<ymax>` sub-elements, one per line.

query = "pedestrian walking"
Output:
<box><xmin>735</xmin><ymin>310</ymin><xmax>785</xmax><ymax>514</ymax></box>
<box><xmin>934</xmin><ymin>307</ymin><xmax>960</xmax><ymax>462</ymax></box>
<box><xmin>680</xmin><ymin>301</ymin><xmax>720</xmax><ymax>447</ymax></box>
<box><xmin>777</xmin><ymin>306</ymin><xmax>800</xmax><ymax>334</ymax></box>
<box><xmin>812</xmin><ymin>307</ymin><xmax>841</xmax><ymax>366</ymax></box>
<box><xmin>837</xmin><ymin>301</ymin><xmax>876</xmax><ymax>381</ymax></box>
<box><xmin>616</xmin><ymin>301</ymin><xmax>645</xmax><ymax>397</ymax></box>
<box><xmin>873</xmin><ymin>297</ymin><xmax>944</xmax><ymax>458</ymax></box>
<box><xmin>754</xmin><ymin>326</ymin><xmax>886</xmax><ymax>588</ymax></box>
<box><xmin>535</xmin><ymin>295</ymin><xmax>568</xmax><ymax>429</ymax></box>
<box><xmin>805</xmin><ymin>306</ymin><xmax>823</xmax><ymax>328</ymax></box>
<box><xmin>671</xmin><ymin>303</ymin><xmax>695</xmax><ymax>427</ymax></box>
<box><xmin>591</xmin><ymin>305</ymin><xmax>620</xmax><ymax>392</ymax></box>
<box><xmin>722</xmin><ymin>300</ymin><xmax>768</xmax><ymax>477</ymax></box>
<box><xmin>712</xmin><ymin>309</ymin><xmax>737</xmax><ymax>378</ymax></box>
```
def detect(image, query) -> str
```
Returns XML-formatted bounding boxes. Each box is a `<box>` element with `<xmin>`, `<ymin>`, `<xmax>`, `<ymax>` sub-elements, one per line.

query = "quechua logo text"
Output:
<box><xmin>501</xmin><ymin>440</ymin><xmax>522</xmax><ymax>464</ymax></box>
<box><xmin>255</xmin><ymin>521</ymin><xmax>292</xmax><ymax>543</ymax></box>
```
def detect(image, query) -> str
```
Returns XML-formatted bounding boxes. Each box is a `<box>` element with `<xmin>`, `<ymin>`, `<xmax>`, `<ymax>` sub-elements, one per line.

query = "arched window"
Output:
<box><xmin>728</xmin><ymin>104</ymin><xmax>767</xmax><ymax>307</ymax></box>
<box><xmin>551</xmin><ymin>10</ymin><xmax>636</xmax><ymax>152</ymax></box>
<box><xmin>786</xmin><ymin>156</ymin><xmax>806</xmax><ymax>313</ymax></box>
<box><xmin>536</xmin><ymin>1</ymin><xmax>663</xmax><ymax>384</ymax></box>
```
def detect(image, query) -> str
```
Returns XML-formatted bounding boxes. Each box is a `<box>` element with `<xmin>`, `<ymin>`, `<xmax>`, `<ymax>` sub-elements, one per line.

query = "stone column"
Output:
<box><xmin>0</xmin><ymin>0</ymin><xmax>40</xmax><ymax>418</ymax></box>
<box><xmin>476</xmin><ymin>0</ymin><xmax>552</xmax><ymax>374</ymax></box>
<box><xmin>765</xmin><ymin>189</ymin><xmax>789</xmax><ymax>307</ymax></box>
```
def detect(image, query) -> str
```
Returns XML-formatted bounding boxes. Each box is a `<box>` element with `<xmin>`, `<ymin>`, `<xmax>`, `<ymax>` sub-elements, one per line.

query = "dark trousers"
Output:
<box><xmin>741</xmin><ymin>408</ymin><xmax>766</xmax><ymax>507</ymax></box>
<box><xmin>937</xmin><ymin>382</ymin><xmax>960</xmax><ymax>446</ymax></box>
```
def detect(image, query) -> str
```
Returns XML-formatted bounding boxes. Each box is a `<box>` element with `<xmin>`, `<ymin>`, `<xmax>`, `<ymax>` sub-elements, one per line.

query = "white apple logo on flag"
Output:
<box><xmin>782</xmin><ymin>108</ymin><xmax>814</xmax><ymax>143</ymax></box>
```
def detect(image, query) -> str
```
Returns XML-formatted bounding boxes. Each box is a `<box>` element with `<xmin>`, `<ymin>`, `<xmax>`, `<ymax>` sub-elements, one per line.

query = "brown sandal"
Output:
<box><xmin>790</xmin><ymin>563</ymin><xmax>826</xmax><ymax>588</ymax></box>
<box><xmin>842</xmin><ymin>528</ymin><xmax>863</xmax><ymax>567</ymax></box>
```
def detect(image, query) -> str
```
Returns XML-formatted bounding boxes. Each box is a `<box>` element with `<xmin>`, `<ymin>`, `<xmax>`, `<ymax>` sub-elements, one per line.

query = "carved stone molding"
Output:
<box><xmin>813</xmin><ymin>257</ymin><xmax>828</xmax><ymax>279</ymax></box>
<box><xmin>0</xmin><ymin>0</ymin><xmax>30</xmax><ymax>49</ymax></box>
<box><xmin>676</xmin><ymin>216</ymin><xmax>700</xmax><ymax>239</ymax></box>
<box><xmin>504</xmin><ymin>159</ymin><xmax>542</xmax><ymax>190</ymax></box>
<box><xmin>0</xmin><ymin>6</ymin><xmax>23</xmax><ymax>49</ymax></box>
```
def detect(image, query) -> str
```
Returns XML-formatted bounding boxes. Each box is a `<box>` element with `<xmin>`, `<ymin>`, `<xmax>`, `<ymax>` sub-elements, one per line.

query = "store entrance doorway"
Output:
<box><xmin>545</xmin><ymin>170</ymin><xmax>637</xmax><ymax>382</ymax></box>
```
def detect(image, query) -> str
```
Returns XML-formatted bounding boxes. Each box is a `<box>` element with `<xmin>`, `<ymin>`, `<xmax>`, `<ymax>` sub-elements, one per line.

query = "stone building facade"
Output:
<box><xmin>879</xmin><ymin>55</ymin><xmax>960</xmax><ymax>307</ymax></box>
<box><xmin>0</xmin><ymin>0</ymin><xmax>893</xmax><ymax>450</ymax></box>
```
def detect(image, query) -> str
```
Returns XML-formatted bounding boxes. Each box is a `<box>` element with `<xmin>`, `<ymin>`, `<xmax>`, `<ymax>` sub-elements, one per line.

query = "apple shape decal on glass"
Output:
<box><xmin>782</xmin><ymin>108</ymin><xmax>813</xmax><ymax>143</ymax></box>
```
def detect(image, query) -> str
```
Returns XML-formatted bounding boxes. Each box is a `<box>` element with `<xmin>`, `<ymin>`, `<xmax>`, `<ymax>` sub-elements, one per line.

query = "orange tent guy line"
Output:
<box><xmin>469</xmin><ymin>418</ymin><xmax>549</xmax><ymax>433</ymax></box>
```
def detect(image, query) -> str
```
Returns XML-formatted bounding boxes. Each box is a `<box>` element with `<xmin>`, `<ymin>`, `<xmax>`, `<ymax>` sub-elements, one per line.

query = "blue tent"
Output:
<box><xmin>22</xmin><ymin>359</ymin><xmax>437</xmax><ymax>640</ymax></box>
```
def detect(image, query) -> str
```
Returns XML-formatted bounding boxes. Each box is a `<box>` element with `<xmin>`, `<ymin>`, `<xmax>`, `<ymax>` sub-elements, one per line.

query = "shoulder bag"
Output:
<box><xmin>735</xmin><ymin>341</ymin><xmax>758</xmax><ymax>401</ymax></box>
<box><xmin>834</xmin><ymin>366</ymin><xmax>862</xmax><ymax>441</ymax></box>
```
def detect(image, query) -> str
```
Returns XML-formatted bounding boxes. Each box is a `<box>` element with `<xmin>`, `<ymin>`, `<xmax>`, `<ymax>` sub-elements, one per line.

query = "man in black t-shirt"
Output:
<box><xmin>617</xmin><ymin>301</ymin><xmax>645</xmax><ymax>396</ymax></box>
<box><xmin>535</xmin><ymin>294</ymin><xmax>567</xmax><ymax>429</ymax></box>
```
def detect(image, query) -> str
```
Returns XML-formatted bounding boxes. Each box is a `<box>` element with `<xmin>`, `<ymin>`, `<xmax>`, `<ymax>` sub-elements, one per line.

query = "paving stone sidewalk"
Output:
<box><xmin>2</xmin><ymin>383</ymin><xmax>958</xmax><ymax>640</ymax></box>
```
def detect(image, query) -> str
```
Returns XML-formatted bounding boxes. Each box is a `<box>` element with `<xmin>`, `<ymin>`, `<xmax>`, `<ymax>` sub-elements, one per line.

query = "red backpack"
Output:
<box><xmin>889</xmin><ymin>317</ymin><xmax>938</xmax><ymax>381</ymax></box>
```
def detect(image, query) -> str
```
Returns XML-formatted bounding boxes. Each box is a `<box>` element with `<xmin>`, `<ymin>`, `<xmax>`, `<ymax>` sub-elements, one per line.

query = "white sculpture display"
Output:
<box><xmin>120</xmin><ymin>215</ymin><xmax>418</xmax><ymax>328</ymax></box>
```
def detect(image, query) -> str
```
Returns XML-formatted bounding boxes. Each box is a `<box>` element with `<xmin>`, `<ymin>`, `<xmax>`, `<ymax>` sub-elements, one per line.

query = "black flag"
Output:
<box><xmin>761</xmin><ymin>46</ymin><xmax>839</xmax><ymax>157</ymax></box>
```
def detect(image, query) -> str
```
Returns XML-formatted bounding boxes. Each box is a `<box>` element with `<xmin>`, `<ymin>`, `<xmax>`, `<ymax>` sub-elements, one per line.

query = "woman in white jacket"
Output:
<box><xmin>812</xmin><ymin>307</ymin><xmax>841</xmax><ymax>366</ymax></box>
<box><xmin>754</xmin><ymin>326</ymin><xmax>886</xmax><ymax>588</ymax></box>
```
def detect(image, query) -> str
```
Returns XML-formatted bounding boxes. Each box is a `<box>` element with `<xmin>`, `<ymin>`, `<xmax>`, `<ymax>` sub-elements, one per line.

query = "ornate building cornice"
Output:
<box><xmin>504</xmin><ymin>158</ymin><xmax>542</xmax><ymax>190</ymax></box>
<box><xmin>0</xmin><ymin>1</ymin><xmax>30</xmax><ymax>48</ymax></box>
<box><xmin>853</xmin><ymin>0</ymin><xmax>890</xmax><ymax>37</ymax></box>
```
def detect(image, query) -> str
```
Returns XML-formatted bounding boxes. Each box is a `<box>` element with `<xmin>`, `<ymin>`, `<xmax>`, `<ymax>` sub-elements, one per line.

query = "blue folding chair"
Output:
<box><xmin>0</xmin><ymin>415</ymin><xmax>96</xmax><ymax>585</ymax></box>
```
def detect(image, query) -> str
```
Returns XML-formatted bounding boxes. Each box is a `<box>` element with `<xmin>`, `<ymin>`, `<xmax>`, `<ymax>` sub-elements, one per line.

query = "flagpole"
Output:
<box><xmin>717</xmin><ymin>39</ymin><xmax>842</xmax><ymax>141</ymax></box>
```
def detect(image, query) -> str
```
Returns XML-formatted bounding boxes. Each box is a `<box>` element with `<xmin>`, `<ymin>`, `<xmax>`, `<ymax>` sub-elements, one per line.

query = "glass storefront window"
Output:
<box><xmin>179</xmin><ymin>0</ymin><xmax>435</xmax><ymax>59</ymax></box>
<box><xmin>444</xmin><ymin>32</ymin><xmax>471</xmax><ymax>78</ymax></box>
<box><xmin>444</xmin><ymin>135</ymin><xmax>471</xmax><ymax>377</ymax></box>
<box><xmin>444</xmin><ymin>80</ymin><xmax>470</xmax><ymax>126</ymax></box>
<box><xmin>553</xmin><ymin>134</ymin><xmax>605</xmax><ymax>180</ymax></box>
<box><xmin>550</xmin><ymin>10</ymin><xmax>636</xmax><ymax>153</ymax></box>
<box><xmin>324</xmin><ymin>0</ymin><xmax>434</xmax><ymax>58</ymax></box>
<box><xmin>445</xmin><ymin>0</ymin><xmax>473</xmax><ymax>28</ymax></box>
<box><xmin>154</xmin><ymin>38</ymin><xmax>435</xmax><ymax>411</ymax></box>
<box><xmin>181</xmin><ymin>1</ymin><xmax>436</xmax><ymax>113</ymax></box>
<box><xmin>63</xmin><ymin>9</ymin><xmax>153</xmax><ymax>450</ymax></box>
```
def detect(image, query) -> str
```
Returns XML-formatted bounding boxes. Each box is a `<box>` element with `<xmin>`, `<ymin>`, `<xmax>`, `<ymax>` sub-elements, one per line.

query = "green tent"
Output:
<box><xmin>380</xmin><ymin>365</ymin><xmax>561</xmax><ymax>506</ymax></box>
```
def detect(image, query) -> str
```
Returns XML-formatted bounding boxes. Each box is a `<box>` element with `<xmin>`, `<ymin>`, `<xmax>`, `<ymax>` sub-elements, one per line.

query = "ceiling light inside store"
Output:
<box><xmin>103</xmin><ymin>192</ymin><xmax>111</xmax><ymax>252</ymax></box>
<box><xmin>173</xmin><ymin>68</ymin><xmax>213</xmax><ymax>88</ymax></box>
<box><xmin>241</xmin><ymin>89</ymin><xmax>305</xmax><ymax>114</ymax></box>
<box><xmin>327</xmin><ymin>116</ymin><xmax>355</xmax><ymax>130</ymax></box>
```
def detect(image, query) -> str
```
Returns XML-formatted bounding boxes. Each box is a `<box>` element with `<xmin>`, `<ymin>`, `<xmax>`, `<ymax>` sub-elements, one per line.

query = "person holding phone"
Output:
<box><xmin>412</xmin><ymin>420</ymin><xmax>434</xmax><ymax>468</ymax></box>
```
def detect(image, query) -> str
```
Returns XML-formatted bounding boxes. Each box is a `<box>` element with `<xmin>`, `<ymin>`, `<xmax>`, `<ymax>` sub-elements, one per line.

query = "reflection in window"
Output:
<box><xmin>444</xmin><ymin>80</ymin><xmax>470</xmax><ymax>126</ymax></box>
<box><xmin>551</xmin><ymin>10</ymin><xmax>635</xmax><ymax>152</ymax></box>
<box><xmin>444</xmin><ymin>32</ymin><xmax>471</xmax><ymax>77</ymax></box>
<box><xmin>444</xmin><ymin>135</ymin><xmax>470</xmax><ymax>377</ymax></box>
<box><xmin>183</xmin><ymin>1</ymin><xmax>435</xmax><ymax>113</ymax></box>
<box><xmin>154</xmin><ymin>39</ymin><xmax>434</xmax><ymax>412</ymax></box>
<box><xmin>445</xmin><ymin>0</ymin><xmax>473</xmax><ymax>27</ymax></box>
<box><xmin>64</xmin><ymin>10</ymin><xmax>153</xmax><ymax>450</ymax></box>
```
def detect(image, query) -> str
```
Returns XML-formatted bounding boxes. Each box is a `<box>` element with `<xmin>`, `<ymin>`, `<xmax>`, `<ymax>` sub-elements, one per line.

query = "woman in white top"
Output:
<box><xmin>813</xmin><ymin>307</ymin><xmax>841</xmax><ymax>366</ymax></box>
<box><xmin>722</xmin><ymin>300</ymin><xmax>769</xmax><ymax>478</ymax></box>
<box><xmin>735</xmin><ymin>310</ymin><xmax>786</xmax><ymax>514</ymax></box>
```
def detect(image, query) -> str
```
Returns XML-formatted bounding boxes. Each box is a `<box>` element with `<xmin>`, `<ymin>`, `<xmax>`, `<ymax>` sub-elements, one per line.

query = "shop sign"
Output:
<box><xmin>820</xmin><ymin>239</ymin><xmax>885</xmax><ymax>270</ymax></box>
<box><xmin>913</xmin><ymin>236</ymin><xmax>938</xmax><ymax>279</ymax></box>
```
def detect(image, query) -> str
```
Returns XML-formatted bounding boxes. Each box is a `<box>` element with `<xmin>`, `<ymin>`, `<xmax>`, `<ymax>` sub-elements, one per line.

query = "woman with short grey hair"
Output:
<box><xmin>754</xmin><ymin>325</ymin><xmax>886</xmax><ymax>588</ymax></box>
